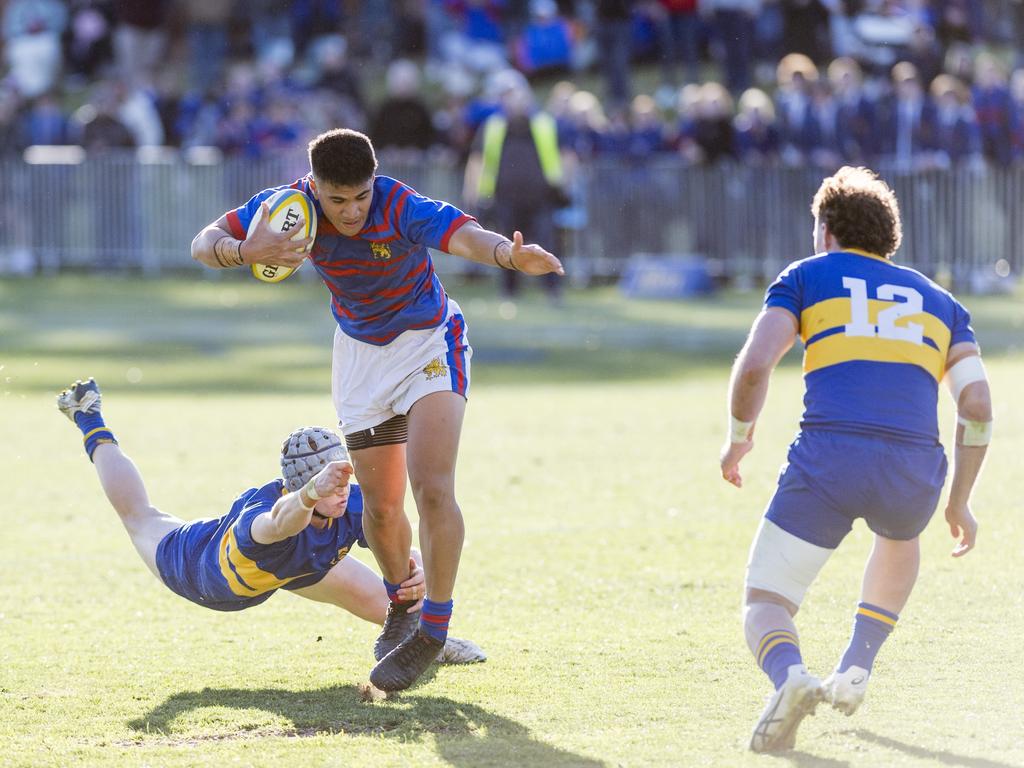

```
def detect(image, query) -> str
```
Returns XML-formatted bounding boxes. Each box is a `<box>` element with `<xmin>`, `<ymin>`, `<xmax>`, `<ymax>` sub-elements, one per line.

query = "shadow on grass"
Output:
<box><xmin>775</xmin><ymin>750</ymin><xmax>851</xmax><ymax>768</ymax></box>
<box><xmin>846</xmin><ymin>730</ymin><xmax>1023</xmax><ymax>768</ymax></box>
<box><xmin>127</xmin><ymin>682</ymin><xmax>605</xmax><ymax>767</ymax></box>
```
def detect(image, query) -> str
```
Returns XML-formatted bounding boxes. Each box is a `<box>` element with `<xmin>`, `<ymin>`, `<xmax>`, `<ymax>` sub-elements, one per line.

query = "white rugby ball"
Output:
<box><xmin>248</xmin><ymin>188</ymin><xmax>317</xmax><ymax>283</ymax></box>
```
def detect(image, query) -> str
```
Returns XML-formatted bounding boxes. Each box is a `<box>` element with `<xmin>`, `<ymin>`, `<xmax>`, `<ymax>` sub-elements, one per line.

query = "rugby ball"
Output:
<box><xmin>249</xmin><ymin>188</ymin><xmax>317</xmax><ymax>283</ymax></box>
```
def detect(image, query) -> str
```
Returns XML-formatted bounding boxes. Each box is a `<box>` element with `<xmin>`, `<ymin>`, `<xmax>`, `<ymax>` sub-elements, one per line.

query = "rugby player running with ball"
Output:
<box><xmin>191</xmin><ymin>129</ymin><xmax>562</xmax><ymax>690</ymax></box>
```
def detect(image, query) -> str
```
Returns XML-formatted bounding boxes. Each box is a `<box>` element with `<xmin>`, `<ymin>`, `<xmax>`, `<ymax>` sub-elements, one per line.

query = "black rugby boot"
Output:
<box><xmin>369</xmin><ymin>630</ymin><xmax>443</xmax><ymax>692</ymax></box>
<box><xmin>373</xmin><ymin>600</ymin><xmax>418</xmax><ymax>662</ymax></box>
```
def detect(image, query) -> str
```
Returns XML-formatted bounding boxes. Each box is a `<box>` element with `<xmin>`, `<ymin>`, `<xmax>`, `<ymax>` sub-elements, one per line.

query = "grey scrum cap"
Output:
<box><xmin>280</xmin><ymin>426</ymin><xmax>349</xmax><ymax>492</ymax></box>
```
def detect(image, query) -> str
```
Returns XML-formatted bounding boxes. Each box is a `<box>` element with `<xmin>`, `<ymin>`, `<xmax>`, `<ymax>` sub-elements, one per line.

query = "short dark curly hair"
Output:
<box><xmin>811</xmin><ymin>166</ymin><xmax>902</xmax><ymax>257</ymax></box>
<box><xmin>308</xmin><ymin>129</ymin><xmax>378</xmax><ymax>187</ymax></box>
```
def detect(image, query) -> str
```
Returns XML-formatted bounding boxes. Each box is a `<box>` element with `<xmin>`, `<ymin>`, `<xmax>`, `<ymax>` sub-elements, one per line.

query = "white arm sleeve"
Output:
<box><xmin>944</xmin><ymin>355</ymin><xmax>987</xmax><ymax>403</ymax></box>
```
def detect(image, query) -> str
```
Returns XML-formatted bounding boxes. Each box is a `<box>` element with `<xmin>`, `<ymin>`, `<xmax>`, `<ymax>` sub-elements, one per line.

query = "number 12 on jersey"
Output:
<box><xmin>842</xmin><ymin>276</ymin><xmax>924</xmax><ymax>345</ymax></box>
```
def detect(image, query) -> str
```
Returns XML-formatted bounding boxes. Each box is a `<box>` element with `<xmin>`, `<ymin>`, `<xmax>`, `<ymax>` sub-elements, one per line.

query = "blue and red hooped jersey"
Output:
<box><xmin>225</xmin><ymin>175</ymin><xmax>474</xmax><ymax>345</ymax></box>
<box><xmin>766</xmin><ymin>250</ymin><xmax>976</xmax><ymax>445</ymax></box>
<box><xmin>155</xmin><ymin>480</ymin><xmax>368</xmax><ymax>611</ymax></box>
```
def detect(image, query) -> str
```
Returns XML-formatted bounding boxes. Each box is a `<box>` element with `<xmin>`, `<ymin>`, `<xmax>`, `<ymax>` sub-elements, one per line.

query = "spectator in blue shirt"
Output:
<box><xmin>774</xmin><ymin>53</ymin><xmax>817</xmax><ymax>165</ymax></box>
<box><xmin>514</xmin><ymin>0</ymin><xmax>574</xmax><ymax>75</ymax></box>
<box><xmin>672</xmin><ymin>82</ymin><xmax>702</xmax><ymax>163</ymax></box>
<box><xmin>877</xmin><ymin>61</ymin><xmax>938</xmax><ymax>170</ymax></box>
<box><xmin>972</xmin><ymin>54</ymin><xmax>1012</xmax><ymax>164</ymax></box>
<box><xmin>930</xmin><ymin>73</ymin><xmax>982</xmax><ymax>167</ymax></box>
<box><xmin>23</xmin><ymin>92</ymin><xmax>68</xmax><ymax>146</ymax></box>
<box><xmin>733</xmin><ymin>87</ymin><xmax>779</xmax><ymax>164</ymax></box>
<box><xmin>827</xmin><ymin>57</ymin><xmax>878</xmax><ymax>163</ymax></box>
<box><xmin>1008</xmin><ymin>68</ymin><xmax>1024</xmax><ymax>162</ymax></box>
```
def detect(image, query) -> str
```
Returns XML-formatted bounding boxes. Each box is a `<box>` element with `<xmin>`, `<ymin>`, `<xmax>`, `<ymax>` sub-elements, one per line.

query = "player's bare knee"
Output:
<box><xmin>363</xmin><ymin>500</ymin><xmax>405</xmax><ymax>526</ymax></box>
<box><xmin>410</xmin><ymin>479</ymin><xmax>456</xmax><ymax>515</ymax></box>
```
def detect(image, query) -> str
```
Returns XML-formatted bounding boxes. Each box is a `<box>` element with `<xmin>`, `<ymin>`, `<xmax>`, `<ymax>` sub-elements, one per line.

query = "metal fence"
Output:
<box><xmin>1</xmin><ymin>150</ymin><xmax>1020</xmax><ymax>285</ymax></box>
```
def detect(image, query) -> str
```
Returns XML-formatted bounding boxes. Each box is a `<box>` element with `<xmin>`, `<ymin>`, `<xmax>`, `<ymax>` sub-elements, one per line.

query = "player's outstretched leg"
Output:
<box><xmin>58</xmin><ymin>378</ymin><xmax>116</xmax><ymax>458</ymax></box>
<box><xmin>824</xmin><ymin>535</ymin><xmax>917</xmax><ymax>715</ymax></box>
<box><xmin>746</xmin><ymin>597</ymin><xmax>823</xmax><ymax>753</ymax></box>
<box><xmin>58</xmin><ymin>378</ymin><xmax>181</xmax><ymax>578</ymax></box>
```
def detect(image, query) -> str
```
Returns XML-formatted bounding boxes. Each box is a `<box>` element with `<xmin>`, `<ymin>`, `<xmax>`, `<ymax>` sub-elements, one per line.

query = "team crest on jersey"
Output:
<box><xmin>329</xmin><ymin>545</ymin><xmax>351</xmax><ymax>567</ymax></box>
<box><xmin>423</xmin><ymin>357</ymin><xmax>448</xmax><ymax>380</ymax></box>
<box><xmin>370</xmin><ymin>242</ymin><xmax>392</xmax><ymax>261</ymax></box>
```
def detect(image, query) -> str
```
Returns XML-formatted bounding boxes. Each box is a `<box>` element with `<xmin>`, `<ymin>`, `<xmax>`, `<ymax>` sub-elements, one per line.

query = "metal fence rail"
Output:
<box><xmin>1</xmin><ymin>151</ymin><xmax>1020</xmax><ymax>284</ymax></box>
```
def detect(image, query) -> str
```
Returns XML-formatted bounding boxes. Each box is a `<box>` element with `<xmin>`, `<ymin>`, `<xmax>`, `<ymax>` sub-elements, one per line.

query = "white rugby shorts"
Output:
<box><xmin>331</xmin><ymin>299</ymin><xmax>471</xmax><ymax>435</ymax></box>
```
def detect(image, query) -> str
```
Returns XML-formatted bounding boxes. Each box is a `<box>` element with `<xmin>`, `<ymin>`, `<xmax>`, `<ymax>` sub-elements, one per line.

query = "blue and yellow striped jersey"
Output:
<box><xmin>765</xmin><ymin>249</ymin><xmax>975</xmax><ymax>445</ymax></box>
<box><xmin>156</xmin><ymin>480</ymin><xmax>367</xmax><ymax>611</ymax></box>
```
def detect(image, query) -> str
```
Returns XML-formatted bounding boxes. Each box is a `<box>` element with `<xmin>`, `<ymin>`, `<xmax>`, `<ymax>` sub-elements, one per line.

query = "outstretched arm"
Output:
<box><xmin>251</xmin><ymin>460</ymin><xmax>354</xmax><ymax>545</ymax></box>
<box><xmin>720</xmin><ymin>307</ymin><xmax>799</xmax><ymax>488</ymax></box>
<box><xmin>942</xmin><ymin>342</ymin><xmax>992</xmax><ymax>557</ymax></box>
<box><xmin>447</xmin><ymin>220</ymin><xmax>564</xmax><ymax>276</ymax></box>
<box><xmin>291</xmin><ymin>551</ymin><xmax>426</xmax><ymax>622</ymax></box>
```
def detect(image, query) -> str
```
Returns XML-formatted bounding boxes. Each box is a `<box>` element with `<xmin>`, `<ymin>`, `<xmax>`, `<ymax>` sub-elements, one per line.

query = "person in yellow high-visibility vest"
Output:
<box><xmin>464</xmin><ymin>72</ymin><xmax>573</xmax><ymax>301</ymax></box>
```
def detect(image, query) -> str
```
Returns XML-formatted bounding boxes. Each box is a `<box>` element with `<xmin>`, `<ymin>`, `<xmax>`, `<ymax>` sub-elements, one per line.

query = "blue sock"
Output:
<box><xmin>73</xmin><ymin>411</ymin><xmax>116</xmax><ymax>462</ymax></box>
<box><xmin>419</xmin><ymin>598</ymin><xmax>453</xmax><ymax>643</ymax></box>
<box><xmin>838</xmin><ymin>602</ymin><xmax>898</xmax><ymax>673</ymax></box>
<box><xmin>383</xmin><ymin>578</ymin><xmax>404</xmax><ymax>604</ymax></box>
<box><xmin>757</xmin><ymin>630</ymin><xmax>803</xmax><ymax>690</ymax></box>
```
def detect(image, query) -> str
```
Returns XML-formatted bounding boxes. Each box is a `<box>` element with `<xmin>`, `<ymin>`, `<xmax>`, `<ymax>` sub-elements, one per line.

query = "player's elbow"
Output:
<box><xmin>190</xmin><ymin>231</ymin><xmax>204</xmax><ymax>262</ymax></box>
<box><xmin>958</xmin><ymin>381</ymin><xmax>992</xmax><ymax>423</ymax></box>
<box><xmin>736</xmin><ymin>354</ymin><xmax>775</xmax><ymax>387</ymax></box>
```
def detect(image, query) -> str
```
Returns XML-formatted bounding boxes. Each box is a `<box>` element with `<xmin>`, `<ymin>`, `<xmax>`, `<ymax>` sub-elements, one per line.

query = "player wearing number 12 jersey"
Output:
<box><xmin>718</xmin><ymin>167</ymin><xmax>993</xmax><ymax>752</ymax></box>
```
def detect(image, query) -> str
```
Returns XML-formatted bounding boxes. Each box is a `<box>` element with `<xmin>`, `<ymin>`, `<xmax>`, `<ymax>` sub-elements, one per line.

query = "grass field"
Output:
<box><xmin>1</xmin><ymin>275</ymin><xmax>1022</xmax><ymax>768</ymax></box>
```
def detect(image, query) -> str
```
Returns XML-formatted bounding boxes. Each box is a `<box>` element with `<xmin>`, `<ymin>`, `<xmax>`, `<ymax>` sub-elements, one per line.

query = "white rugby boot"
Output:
<box><xmin>750</xmin><ymin>665</ymin><xmax>824</xmax><ymax>753</ymax></box>
<box><xmin>438</xmin><ymin>636</ymin><xmax>487</xmax><ymax>665</ymax></box>
<box><xmin>823</xmin><ymin>665</ymin><xmax>870</xmax><ymax>715</ymax></box>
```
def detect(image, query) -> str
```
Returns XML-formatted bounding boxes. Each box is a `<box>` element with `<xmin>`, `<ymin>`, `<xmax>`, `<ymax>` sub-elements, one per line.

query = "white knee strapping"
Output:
<box><xmin>745</xmin><ymin>518</ymin><xmax>834</xmax><ymax>607</ymax></box>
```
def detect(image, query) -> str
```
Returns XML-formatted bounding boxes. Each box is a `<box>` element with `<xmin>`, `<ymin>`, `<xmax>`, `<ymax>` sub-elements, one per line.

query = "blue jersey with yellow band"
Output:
<box><xmin>225</xmin><ymin>174</ymin><xmax>474</xmax><ymax>346</ymax></box>
<box><xmin>766</xmin><ymin>249</ymin><xmax>976</xmax><ymax>445</ymax></box>
<box><xmin>155</xmin><ymin>480</ymin><xmax>367</xmax><ymax>612</ymax></box>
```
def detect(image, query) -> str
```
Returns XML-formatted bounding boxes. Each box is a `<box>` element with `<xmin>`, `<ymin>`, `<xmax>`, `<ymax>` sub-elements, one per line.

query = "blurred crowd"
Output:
<box><xmin>1</xmin><ymin>0</ymin><xmax>1023</xmax><ymax>171</ymax></box>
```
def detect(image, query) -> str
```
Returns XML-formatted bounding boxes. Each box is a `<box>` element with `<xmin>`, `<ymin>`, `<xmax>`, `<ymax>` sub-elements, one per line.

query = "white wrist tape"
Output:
<box><xmin>304</xmin><ymin>478</ymin><xmax>322</xmax><ymax>500</ymax></box>
<box><xmin>957</xmin><ymin>416</ymin><xmax>992</xmax><ymax>446</ymax></box>
<box><xmin>729</xmin><ymin>416</ymin><xmax>754</xmax><ymax>443</ymax></box>
<box><xmin>945</xmin><ymin>355</ymin><xmax>987</xmax><ymax>403</ymax></box>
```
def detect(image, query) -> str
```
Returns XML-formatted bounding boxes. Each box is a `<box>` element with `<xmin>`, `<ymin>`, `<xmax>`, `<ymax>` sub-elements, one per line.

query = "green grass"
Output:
<box><xmin>1</xmin><ymin>276</ymin><xmax>1022</xmax><ymax>767</ymax></box>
